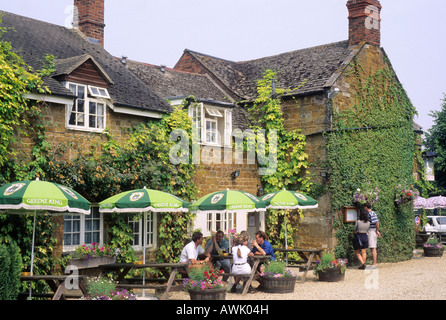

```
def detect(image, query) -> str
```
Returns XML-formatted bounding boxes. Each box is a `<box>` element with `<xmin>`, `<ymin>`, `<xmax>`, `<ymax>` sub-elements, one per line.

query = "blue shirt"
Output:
<box><xmin>368</xmin><ymin>210</ymin><xmax>379</xmax><ymax>228</ymax></box>
<box><xmin>251</xmin><ymin>240</ymin><xmax>276</xmax><ymax>260</ymax></box>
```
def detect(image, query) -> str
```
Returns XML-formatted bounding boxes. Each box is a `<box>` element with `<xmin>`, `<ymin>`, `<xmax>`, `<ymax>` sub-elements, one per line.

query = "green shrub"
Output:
<box><xmin>0</xmin><ymin>243</ymin><xmax>23</xmax><ymax>300</ymax></box>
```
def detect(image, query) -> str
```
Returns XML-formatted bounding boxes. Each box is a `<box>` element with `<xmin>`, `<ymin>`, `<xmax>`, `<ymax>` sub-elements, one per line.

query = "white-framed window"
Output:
<box><xmin>188</xmin><ymin>103</ymin><xmax>232</xmax><ymax>147</ymax></box>
<box><xmin>63</xmin><ymin>206</ymin><xmax>103</xmax><ymax>252</ymax></box>
<box><xmin>128</xmin><ymin>212</ymin><xmax>157</xmax><ymax>250</ymax></box>
<box><xmin>205</xmin><ymin>119</ymin><xmax>218</xmax><ymax>144</ymax></box>
<box><xmin>67</xmin><ymin>82</ymin><xmax>107</xmax><ymax>132</ymax></box>
<box><xmin>206</xmin><ymin>212</ymin><xmax>233</xmax><ymax>233</ymax></box>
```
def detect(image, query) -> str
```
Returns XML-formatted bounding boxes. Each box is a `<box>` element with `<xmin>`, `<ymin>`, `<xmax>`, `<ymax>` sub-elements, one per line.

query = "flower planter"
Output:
<box><xmin>188</xmin><ymin>288</ymin><xmax>226</xmax><ymax>300</ymax></box>
<box><xmin>423</xmin><ymin>246</ymin><xmax>444</xmax><ymax>257</ymax></box>
<box><xmin>69</xmin><ymin>256</ymin><xmax>115</xmax><ymax>269</ymax></box>
<box><xmin>262</xmin><ymin>276</ymin><xmax>297</xmax><ymax>293</ymax></box>
<box><xmin>69</xmin><ymin>256</ymin><xmax>116</xmax><ymax>277</ymax></box>
<box><xmin>316</xmin><ymin>268</ymin><xmax>345</xmax><ymax>282</ymax></box>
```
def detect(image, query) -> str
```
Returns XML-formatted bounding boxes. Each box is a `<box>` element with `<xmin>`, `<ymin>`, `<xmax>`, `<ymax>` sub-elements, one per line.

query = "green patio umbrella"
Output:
<box><xmin>0</xmin><ymin>178</ymin><xmax>91</xmax><ymax>299</ymax></box>
<box><xmin>189</xmin><ymin>189</ymin><xmax>267</xmax><ymax>214</ymax></box>
<box><xmin>261</xmin><ymin>189</ymin><xmax>318</xmax><ymax>210</ymax></box>
<box><xmin>260</xmin><ymin>189</ymin><xmax>318</xmax><ymax>251</ymax></box>
<box><xmin>99</xmin><ymin>187</ymin><xmax>190</xmax><ymax>297</ymax></box>
<box><xmin>99</xmin><ymin>187</ymin><xmax>189</xmax><ymax>213</ymax></box>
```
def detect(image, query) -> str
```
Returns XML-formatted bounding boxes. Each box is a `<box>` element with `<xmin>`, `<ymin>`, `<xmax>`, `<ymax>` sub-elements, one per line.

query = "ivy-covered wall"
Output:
<box><xmin>327</xmin><ymin>45</ymin><xmax>418</xmax><ymax>262</ymax></box>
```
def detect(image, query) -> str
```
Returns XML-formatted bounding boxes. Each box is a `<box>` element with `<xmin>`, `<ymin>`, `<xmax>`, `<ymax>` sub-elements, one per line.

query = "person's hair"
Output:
<box><xmin>216</xmin><ymin>230</ymin><xmax>224</xmax><ymax>236</ymax></box>
<box><xmin>236</xmin><ymin>234</ymin><xmax>248</xmax><ymax>258</ymax></box>
<box><xmin>192</xmin><ymin>231</ymin><xmax>203</xmax><ymax>243</ymax></box>
<box><xmin>255</xmin><ymin>230</ymin><xmax>267</xmax><ymax>240</ymax></box>
<box><xmin>359</xmin><ymin>209</ymin><xmax>369</xmax><ymax>223</ymax></box>
<box><xmin>364</xmin><ymin>203</ymin><xmax>372</xmax><ymax>209</ymax></box>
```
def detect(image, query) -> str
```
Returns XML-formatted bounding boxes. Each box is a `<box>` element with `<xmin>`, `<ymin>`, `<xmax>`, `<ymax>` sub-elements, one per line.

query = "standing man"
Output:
<box><xmin>205</xmin><ymin>230</ymin><xmax>231</xmax><ymax>280</ymax></box>
<box><xmin>364</xmin><ymin>202</ymin><xmax>381</xmax><ymax>268</ymax></box>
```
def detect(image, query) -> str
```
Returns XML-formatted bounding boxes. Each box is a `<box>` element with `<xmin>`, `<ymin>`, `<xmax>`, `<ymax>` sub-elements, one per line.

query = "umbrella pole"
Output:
<box><xmin>284</xmin><ymin>211</ymin><xmax>288</xmax><ymax>265</ymax></box>
<box><xmin>143</xmin><ymin>212</ymin><xmax>146</xmax><ymax>298</ymax></box>
<box><xmin>29</xmin><ymin>211</ymin><xmax>37</xmax><ymax>300</ymax></box>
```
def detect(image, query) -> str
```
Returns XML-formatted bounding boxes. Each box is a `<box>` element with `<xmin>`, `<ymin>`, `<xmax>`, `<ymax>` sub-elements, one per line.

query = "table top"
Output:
<box><xmin>99</xmin><ymin>262</ymin><xmax>189</xmax><ymax>269</ymax></box>
<box><xmin>20</xmin><ymin>275</ymin><xmax>86</xmax><ymax>281</ymax></box>
<box><xmin>273</xmin><ymin>248</ymin><xmax>323</xmax><ymax>253</ymax></box>
<box><xmin>211</xmin><ymin>254</ymin><xmax>233</xmax><ymax>260</ymax></box>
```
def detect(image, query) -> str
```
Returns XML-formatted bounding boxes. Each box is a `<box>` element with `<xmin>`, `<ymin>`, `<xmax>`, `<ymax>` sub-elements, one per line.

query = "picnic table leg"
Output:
<box><xmin>301</xmin><ymin>252</ymin><xmax>315</xmax><ymax>282</ymax></box>
<box><xmin>52</xmin><ymin>281</ymin><xmax>66</xmax><ymax>300</ymax></box>
<box><xmin>161</xmin><ymin>267</ymin><xmax>178</xmax><ymax>300</ymax></box>
<box><xmin>242</xmin><ymin>259</ymin><xmax>260</xmax><ymax>295</ymax></box>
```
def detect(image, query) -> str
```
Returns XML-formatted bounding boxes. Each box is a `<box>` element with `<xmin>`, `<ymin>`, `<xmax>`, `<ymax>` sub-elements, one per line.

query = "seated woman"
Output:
<box><xmin>230</xmin><ymin>234</ymin><xmax>254</xmax><ymax>293</ymax></box>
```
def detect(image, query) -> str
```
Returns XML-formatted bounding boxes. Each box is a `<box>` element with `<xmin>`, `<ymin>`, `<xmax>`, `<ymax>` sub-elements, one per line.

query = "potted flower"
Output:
<box><xmin>82</xmin><ymin>277</ymin><xmax>137</xmax><ymax>300</ymax></box>
<box><xmin>423</xmin><ymin>237</ymin><xmax>445</xmax><ymax>257</ymax></box>
<box><xmin>183</xmin><ymin>266</ymin><xmax>226</xmax><ymax>300</ymax></box>
<box><xmin>260</xmin><ymin>260</ymin><xmax>297</xmax><ymax>293</ymax></box>
<box><xmin>68</xmin><ymin>243</ymin><xmax>116</xmax><ymax>271</ymax></box>
<box><xmin>395</xmin><ymin>182</ymin><xmax>419</xmax><ymax>206</ymax></box>
<box><xmin>314</xmin><ymin>252</ymin><xmax>347</xmax><ymax>282</ymax></box>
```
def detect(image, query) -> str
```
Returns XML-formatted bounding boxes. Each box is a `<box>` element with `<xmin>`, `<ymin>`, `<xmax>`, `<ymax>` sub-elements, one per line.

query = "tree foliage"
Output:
<box><xmin>425</xmin><ymin>94</ymin><xmax>446</xmax><ymax>189</ymax></box>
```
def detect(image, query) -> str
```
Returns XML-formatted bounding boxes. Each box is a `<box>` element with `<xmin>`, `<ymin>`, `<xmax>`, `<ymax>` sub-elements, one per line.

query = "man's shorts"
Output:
<box><xmin>368</xmin><ymin>229</ymin><xmax>378</xmax><ymax>248</ymax></box>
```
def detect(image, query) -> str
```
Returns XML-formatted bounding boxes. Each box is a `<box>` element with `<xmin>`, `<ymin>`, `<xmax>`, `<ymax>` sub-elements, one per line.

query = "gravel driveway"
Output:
<box><xmin>145</xmin><ymin>250</ymin><xmax>446</xmax><ymax>301</ymax></box>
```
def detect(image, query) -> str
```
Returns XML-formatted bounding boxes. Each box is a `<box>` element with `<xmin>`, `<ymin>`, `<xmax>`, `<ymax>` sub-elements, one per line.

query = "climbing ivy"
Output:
<box><xmin>43</xmin><ymin>105</ymin><xmax>198</xmax><ymax>263</ymax></box>
<box><xmin>326</xmin><ymin>58</ymin><xmax>419</xmax><ymax>262</ymax></box>
<box><xmin>248</xmin><ymin>70</ymin><xmax>311</xmax><ymax>251</ymax></box>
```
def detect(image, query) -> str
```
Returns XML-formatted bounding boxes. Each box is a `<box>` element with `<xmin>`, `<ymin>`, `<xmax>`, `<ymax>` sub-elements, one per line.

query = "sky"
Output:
<box><xmin>1</xmin><ymin>0</ymin><xmax>445</xmax><ymax>133</ymax></box>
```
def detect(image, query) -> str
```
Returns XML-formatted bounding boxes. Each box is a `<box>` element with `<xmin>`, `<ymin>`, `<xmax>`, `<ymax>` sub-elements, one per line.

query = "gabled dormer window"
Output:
<box><xmin>67</xmin><ymin>82</ymin><xmax>107</xmax><ymax>132</ymax></box>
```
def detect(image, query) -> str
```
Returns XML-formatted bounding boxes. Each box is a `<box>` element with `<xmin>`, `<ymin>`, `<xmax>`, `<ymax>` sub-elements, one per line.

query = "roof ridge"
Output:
<box><xmin>127</xmin><ymin>58</ymin><xmax>212</xmax><ymax>77</ymax></box>
<box><xmin>237</xmin><ymin>40</ymin><xmax>350</xmax><ymax>64</ymax></box>
<box><xmin>184</xmin><ymin>49</ymin><xmax>236</xmax><ymax>63</ymax></box>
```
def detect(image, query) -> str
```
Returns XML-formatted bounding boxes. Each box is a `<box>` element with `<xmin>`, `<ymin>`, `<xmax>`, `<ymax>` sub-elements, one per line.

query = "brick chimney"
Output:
<box><xmin>73</xmin><ymin>0</ymin><xmax>105</xmax><ymax>47</ymax></box>
<box><xmin>347</xmin><ymin>0</ymin><xmax>382</xmax><ymax>47</ymax></box>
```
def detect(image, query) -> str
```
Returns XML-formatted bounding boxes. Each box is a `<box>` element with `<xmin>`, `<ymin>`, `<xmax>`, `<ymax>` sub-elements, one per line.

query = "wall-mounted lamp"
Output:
<box><xmin>257</xmin><ymin>185</ymin><xmax>265</xmax><ymax>197</ymax></box>
<box><xmin>328</xmin><ymin>87</ymin><xmax>340</xmax><ymax>99</ymax></box>
<box><xmin>231</xmin><ymin>170</ymin><xmax>240</xmax><ymax>180</ymax></box>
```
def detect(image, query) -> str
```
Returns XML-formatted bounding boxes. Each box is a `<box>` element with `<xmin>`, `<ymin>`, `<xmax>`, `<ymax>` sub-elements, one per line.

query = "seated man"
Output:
<box><xmin>180</xmin><ymin>231</ymin><xmax>210</xmax><ymax>277</ymax></box>
<box><xmin>205</xmin><ymin>230</ymin><xmax>231</xmax><ymax>280</ymax></box>
<box><xmin>250</xmin><ymin>230</ymin><xmax>276</xmax><ymax>273</ymax></box>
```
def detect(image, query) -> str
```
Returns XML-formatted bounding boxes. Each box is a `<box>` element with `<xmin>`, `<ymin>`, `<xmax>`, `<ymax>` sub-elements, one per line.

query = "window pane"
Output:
<box><xmin>78</xmin><ymin>85</ymin><xmax>85</xmax><ymax>99</ymax></box>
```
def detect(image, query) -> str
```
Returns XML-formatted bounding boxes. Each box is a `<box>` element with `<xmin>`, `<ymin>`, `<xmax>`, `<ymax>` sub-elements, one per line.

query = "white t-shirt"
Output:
<box><xmin>231</xmin><ymin>245</ymin><xmax>252</xmax><ymax>274</ymax></box>
<box><xmin>180</xmin><ymin>241</ymin><xmax>205</xmax><ymax>263</ymax></box>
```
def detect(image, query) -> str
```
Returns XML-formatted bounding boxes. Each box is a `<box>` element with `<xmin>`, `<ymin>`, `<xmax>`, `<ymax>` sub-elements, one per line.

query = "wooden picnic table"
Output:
<box><xmin>273</xmin><ymin>248</ymin><xmax>323</xmax><ymax>282</ymax></box>
<box><xmin>241</xmin><ymin>255</ymin><xmax>271</xmax><ymax>295</ymax></box>
<box><xmin>99</xmin><ymin>262</ymin><xmax>188</xmax><ymax>300</ymax></box>
<box><xmin>20</xmin><ymin>275</ymin><xmax>88</xmax><ymax>300</ymax></box>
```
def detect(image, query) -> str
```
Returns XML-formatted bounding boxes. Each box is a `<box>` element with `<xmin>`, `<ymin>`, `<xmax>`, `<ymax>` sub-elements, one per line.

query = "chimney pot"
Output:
<box><xmin>346</xmin><ymin>0</ymin><xmax>382</xmax><ymax>47</ymax></box>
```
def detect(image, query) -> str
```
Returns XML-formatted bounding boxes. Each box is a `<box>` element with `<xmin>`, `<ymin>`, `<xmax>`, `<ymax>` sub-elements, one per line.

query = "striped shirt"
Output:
<box><xmin>368</xmin><ymin>210</ymin><xmax>379</xmax><ymax>228</ymax></box>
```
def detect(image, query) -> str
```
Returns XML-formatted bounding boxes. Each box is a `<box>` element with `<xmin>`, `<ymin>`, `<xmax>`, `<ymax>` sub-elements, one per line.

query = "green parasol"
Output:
<box><xmin>0</xmin><ymin>178</ymin><xmax>90</xmax><ymax>299</ymax></box>
<box><xmin>99</xmin><ymin>187</ymin><xmax>189</xmax><ymax>213</ymax></box>
<box><xmin>261</xmin><ymin>189</ymin><xmax>318</xmax><ymax>253</ymax></box>
<box><xmin>99</xmin><ymin>187</ymin><xmax>189</xmax><ymax>297</ymax></box>
<box><xmin>189</xmin><ymin>189</ymin><xmax>266</xmax><ymax>214</ymax></box>
<box><xmin>261</xmin><ymin>189</ymin><xmax>318</xmax><ymax>210</ymax></box>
